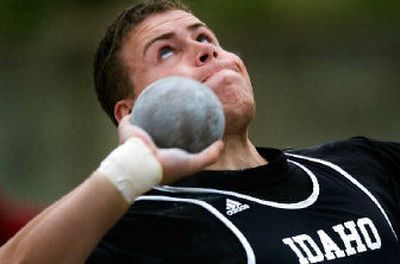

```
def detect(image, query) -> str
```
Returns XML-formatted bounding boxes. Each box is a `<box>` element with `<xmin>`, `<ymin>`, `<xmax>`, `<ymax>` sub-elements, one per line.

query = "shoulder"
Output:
<box><xmin>287</xmin><ymin>136</ymin><xmax>400</xmax><ymax>165</ymax></box>
<box><xmin>285</xmin><ymin>137</ymin><xmax>400</xmax><ymax>191</ymax></box>
<box><xmin>285</xmin><ymin>137</ymin><xmax>400</xmax><ymax>199</ymax></box>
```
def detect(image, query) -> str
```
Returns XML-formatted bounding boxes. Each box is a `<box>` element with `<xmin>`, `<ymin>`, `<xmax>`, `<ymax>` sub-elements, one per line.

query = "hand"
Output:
<box><xmin>118</xmin><ymin>115</ymin><xmax>224</xmax><ymax>184</ymax></box>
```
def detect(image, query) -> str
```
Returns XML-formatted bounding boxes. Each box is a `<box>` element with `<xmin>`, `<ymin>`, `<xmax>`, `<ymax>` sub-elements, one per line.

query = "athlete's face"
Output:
<box><xmin>120</xmin><ymin>10</ymin><xmax>256</xmax><ymax>133</ymax></box>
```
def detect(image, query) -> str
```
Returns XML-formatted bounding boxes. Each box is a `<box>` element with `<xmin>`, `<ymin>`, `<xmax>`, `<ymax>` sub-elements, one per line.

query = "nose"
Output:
<box><xmin>195</xmin><ymin>43</ymin><xmax>218</xmax><ymax>66</ymax></box>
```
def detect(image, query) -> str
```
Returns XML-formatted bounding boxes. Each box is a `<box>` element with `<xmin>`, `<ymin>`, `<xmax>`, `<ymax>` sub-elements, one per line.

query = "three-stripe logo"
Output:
<box><xmin>226</xmin><ymin>199</ymin><xmax>250</xmax><ymax>216</ymax></box>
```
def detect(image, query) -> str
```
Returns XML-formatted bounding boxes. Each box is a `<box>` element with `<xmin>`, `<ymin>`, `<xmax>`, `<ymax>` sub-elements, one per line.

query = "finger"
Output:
<box><xmin>158</xmin><ymin>141</ymin><xmax>223</xmax><ymax>184</ymax></box>
<box><xmin>118</xmin><ymin>115</ymin><xmax>157</xmax><ymax>152</ymax></box>
<box><xmin>118</xmin><ymin>115</ymin><xmax>134</xmax><ymax>144</ymax></box>
<box><xmin>188</xmin><ymin>140</ymin><xmax>224</xmax><ymax>170</ymax></box>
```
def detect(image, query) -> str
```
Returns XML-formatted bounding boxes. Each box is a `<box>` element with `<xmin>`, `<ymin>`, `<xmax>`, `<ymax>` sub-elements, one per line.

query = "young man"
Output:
<box><xmin>87</xmin><ymin>0</ymin><xmax>400</xmax><ymax>263</ymax></box>
<box><xmin>1</xmin><ymin>0</ymin><xmax>399</xmax><ymax>263</ymax></box>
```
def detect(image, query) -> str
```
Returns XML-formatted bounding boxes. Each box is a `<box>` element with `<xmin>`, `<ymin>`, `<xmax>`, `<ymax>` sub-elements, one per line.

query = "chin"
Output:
<box><xmin>223</xmin><ymin>101</ymin><xmax>256</xmax><ymax>135</ymax></box>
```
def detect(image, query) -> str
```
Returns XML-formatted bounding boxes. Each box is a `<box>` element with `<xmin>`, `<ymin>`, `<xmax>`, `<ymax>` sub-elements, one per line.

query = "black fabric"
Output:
<box><xmin>290</xmin><ymin>137</ymin><xmax>400</xmax><ymax>236</ymax></box>
<box><xmin>174</xmin><ymin>147</ymin><xmax>312</xmax><ymax>202</ymax></box>
<box><xmin>86</xmin><ymin>137</ymin><xmax>400</xmax><ymax>263</ymax></box>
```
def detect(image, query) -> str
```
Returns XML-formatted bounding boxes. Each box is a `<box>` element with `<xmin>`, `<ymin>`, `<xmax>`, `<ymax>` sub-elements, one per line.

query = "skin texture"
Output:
<box><xmin>0</xmin><ymin>117</ymin><xmax>223</xmax><ymax>263</ymax></box>
<box><xmin>0</xmin><ymin>9</ymin><xmax>265</xmax><ymax>263</ymax></box>
<box><xmin>116</xmin><ymin>10</ymin><xmax>266</xmax><ymax>170</ymax></box>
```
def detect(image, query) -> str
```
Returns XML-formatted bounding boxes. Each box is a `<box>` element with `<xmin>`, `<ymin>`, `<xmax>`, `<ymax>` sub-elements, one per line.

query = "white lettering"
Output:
<box><xmin>227</xmin><ymin>204</ymin><xmax>249</xmax><ymax>215</ymax></box>
<box><xmin>283</xmin><ymin>217</ymin><xmax>382</xmax><ymax>263</ymax></box>
<box><xmin>317</xmin><ymin>230</ymin><xmax>345</xmax><ymax>260</ymax></box>
<box><xmin>282</xmin><ymin>237</ymin><xmax>309</xmax><ymax>264</ymax></box>
<box><xmin>357</xmin><ymin>217</ymin><xmax>381</xmax><ymax>250</ymax></box>
<box><xmin>292</xmin><ymin>234</ymin><xmax>324</xmax><ymax>263</ymax></box>
<box><xmin>332</xmin><ymin>221</ymin><xmax>367</xmax><ymax>256</ymax></box>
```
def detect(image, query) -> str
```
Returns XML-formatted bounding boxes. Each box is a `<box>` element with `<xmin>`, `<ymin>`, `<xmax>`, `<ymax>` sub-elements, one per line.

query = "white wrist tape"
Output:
<box><xmin>96</xmin><ymin>137</ymin><xmax>162</xmax><ymax>204</ymax></box>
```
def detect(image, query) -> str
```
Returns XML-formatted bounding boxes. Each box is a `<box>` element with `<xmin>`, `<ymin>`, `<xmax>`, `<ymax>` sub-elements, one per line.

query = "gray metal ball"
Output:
<box><xmin>131</xmin><ymin>76</ymin><xmax>225</xmax><ymax>153</ymax></box>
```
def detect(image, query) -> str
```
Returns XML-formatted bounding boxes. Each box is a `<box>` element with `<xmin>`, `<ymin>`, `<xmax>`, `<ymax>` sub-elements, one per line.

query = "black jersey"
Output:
<box><xmin>86</xmin><ymin>137</ymin><xmax>400</xmax><ymax>263</ymax></box>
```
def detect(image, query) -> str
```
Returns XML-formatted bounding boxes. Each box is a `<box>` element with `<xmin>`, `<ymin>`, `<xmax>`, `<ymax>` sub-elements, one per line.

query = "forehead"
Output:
<box><xmin>125</xmin><ymin>10</ymin><xmax>204</xmax><ymax>51</ymax></box>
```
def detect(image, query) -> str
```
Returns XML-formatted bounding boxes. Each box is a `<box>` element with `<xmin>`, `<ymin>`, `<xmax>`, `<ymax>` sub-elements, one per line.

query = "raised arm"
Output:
<box><xmin>0</xmin><ymin>116</ymin><xmax>223</xmax><ymax>264</ymax></box>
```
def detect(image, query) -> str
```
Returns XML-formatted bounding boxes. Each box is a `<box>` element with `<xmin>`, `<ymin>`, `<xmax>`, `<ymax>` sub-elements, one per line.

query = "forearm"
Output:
<box><xmin>0</xmin><ymin>174</ymin><xmax>130</xmax><ymax>264</ymax></box>
<box><xmin>0</xmin><ymin>119</ymin><xmax>222</xmax><ymax>264</ymax></box>
<box><xmin>0</xmin><ymin>137</ymin><xmax>163</xmax><ymax>264</ymax></box>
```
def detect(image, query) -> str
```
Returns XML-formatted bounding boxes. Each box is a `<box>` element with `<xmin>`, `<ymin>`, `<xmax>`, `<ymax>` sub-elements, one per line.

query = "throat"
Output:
<box><xmin>207</xmin><ymin>134</ymin><xmax>267</xmax><ymax>170</ymax></box>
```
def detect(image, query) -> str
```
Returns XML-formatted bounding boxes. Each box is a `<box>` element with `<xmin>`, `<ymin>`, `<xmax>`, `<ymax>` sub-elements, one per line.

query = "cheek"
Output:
<box><xmin>232</xmin><ymin>55</ymin><xmax>252</xmax><ymax>87</ymax></box>
<box><xmin>209</xmin><ymin>71</ymin><xmax>254</xmax><ymax>107</ymax></box>
<box><xmin>134</xmin><ymin>63</ymin><xmax>192</xmax><ymax>93</ymax></box>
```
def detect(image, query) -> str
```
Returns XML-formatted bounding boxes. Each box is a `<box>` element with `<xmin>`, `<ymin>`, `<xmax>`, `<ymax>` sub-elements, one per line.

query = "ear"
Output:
<box><xmin>114</xmin><ymin>99</ymin><xmax>134</xmax><ymax>124</ymax></box>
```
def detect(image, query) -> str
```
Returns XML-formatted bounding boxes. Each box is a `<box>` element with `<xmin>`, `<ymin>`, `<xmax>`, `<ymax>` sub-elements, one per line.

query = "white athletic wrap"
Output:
<box><xmin>96</xmin><ymin>137</ymin><xmax>163</xmax><ymax>204</ymax></box>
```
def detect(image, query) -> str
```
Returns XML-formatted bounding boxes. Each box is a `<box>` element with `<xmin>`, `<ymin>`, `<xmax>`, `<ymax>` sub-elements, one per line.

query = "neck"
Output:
<box><xmin>207</xmin><ymin>131</ymin><xmax>268</xmax><ymax>170</ymax></box>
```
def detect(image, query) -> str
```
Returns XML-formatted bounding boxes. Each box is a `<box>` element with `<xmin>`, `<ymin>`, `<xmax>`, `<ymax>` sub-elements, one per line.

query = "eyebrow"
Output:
<box><xmin>142</xmin><ymin>22</ymin><xmax>207</xmax><ymax>58</ymax></box>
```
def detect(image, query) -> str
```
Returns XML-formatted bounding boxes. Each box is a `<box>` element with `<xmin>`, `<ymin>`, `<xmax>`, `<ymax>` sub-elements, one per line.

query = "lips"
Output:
<box><xmin>201</xmin><ymin>63</ymin><xmax>240</xmax><ymax>84</ymax></box>
<box><xmin>202</xmin><ymin>70</ymin><xmax>221</xmax><ymax>83</ymax></box>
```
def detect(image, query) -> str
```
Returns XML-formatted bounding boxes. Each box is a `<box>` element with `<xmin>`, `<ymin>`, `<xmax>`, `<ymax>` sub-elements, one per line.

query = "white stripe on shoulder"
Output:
<box><xmin>153</xmin><ymin>160</ymin><xmax>319</xmax><ymax>210</ymax></box>
<box><xmin>135</xmin><ymin>195</ymin><xmax>256</xmax><ymax>264</ymax></box>
<box><xmin>285</xmin><ymin>152</ymin><xmax>398</xmax><ymax>241</ymax></box>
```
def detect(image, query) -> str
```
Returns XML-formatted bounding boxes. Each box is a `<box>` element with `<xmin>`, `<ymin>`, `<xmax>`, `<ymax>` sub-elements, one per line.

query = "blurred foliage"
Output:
<box><xmin>0</xmin><ymin>0</ymin><xmax>399</xmax><ymax>203</ymax></box>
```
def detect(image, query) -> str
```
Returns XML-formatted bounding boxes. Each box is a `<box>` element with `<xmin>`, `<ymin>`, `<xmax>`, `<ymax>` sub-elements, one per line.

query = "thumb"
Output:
<box><xmin>159</xmin><ymin>140</ymin><xmax>224</xmax><ymax>184</ymax></box>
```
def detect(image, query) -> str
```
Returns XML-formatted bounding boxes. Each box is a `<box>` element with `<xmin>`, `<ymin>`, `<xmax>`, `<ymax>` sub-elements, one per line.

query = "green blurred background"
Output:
<box><xmin>0</xmin><ymin>0</ymin><xmax>399</xmax><ymax>203</ymax></box>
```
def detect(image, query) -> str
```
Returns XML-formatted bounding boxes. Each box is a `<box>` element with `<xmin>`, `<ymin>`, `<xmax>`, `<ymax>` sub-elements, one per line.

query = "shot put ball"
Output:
<box><xmin>130</xmin><ymin>76</ymin><xmax>225</xmax><ymax>153</ymax></box>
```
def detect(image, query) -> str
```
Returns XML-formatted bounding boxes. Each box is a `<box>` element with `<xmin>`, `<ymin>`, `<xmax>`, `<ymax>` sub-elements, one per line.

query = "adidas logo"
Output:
<box><xmin>226</xmin><ymin>199</ymin><xmax>250</xmax><ymax>216</ymax></box>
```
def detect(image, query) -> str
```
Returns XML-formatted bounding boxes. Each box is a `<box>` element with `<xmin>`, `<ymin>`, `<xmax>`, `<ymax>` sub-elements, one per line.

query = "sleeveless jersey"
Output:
<box><xmin>87</xmin><ymin>137</ymin><xmax>400</xmax><ymax>263</ymax></box>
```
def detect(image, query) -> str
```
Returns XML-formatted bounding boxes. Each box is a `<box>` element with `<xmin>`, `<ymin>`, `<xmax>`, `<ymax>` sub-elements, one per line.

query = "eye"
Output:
<box><xmin>159</xmin><ymin>46</ymin><xmax>174</xmax><ymax>60</ymax></box>
<box><xmin>196</xmin><ymin>33</ymin><xmax>211</xmax><ymax>44</ymax></box>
